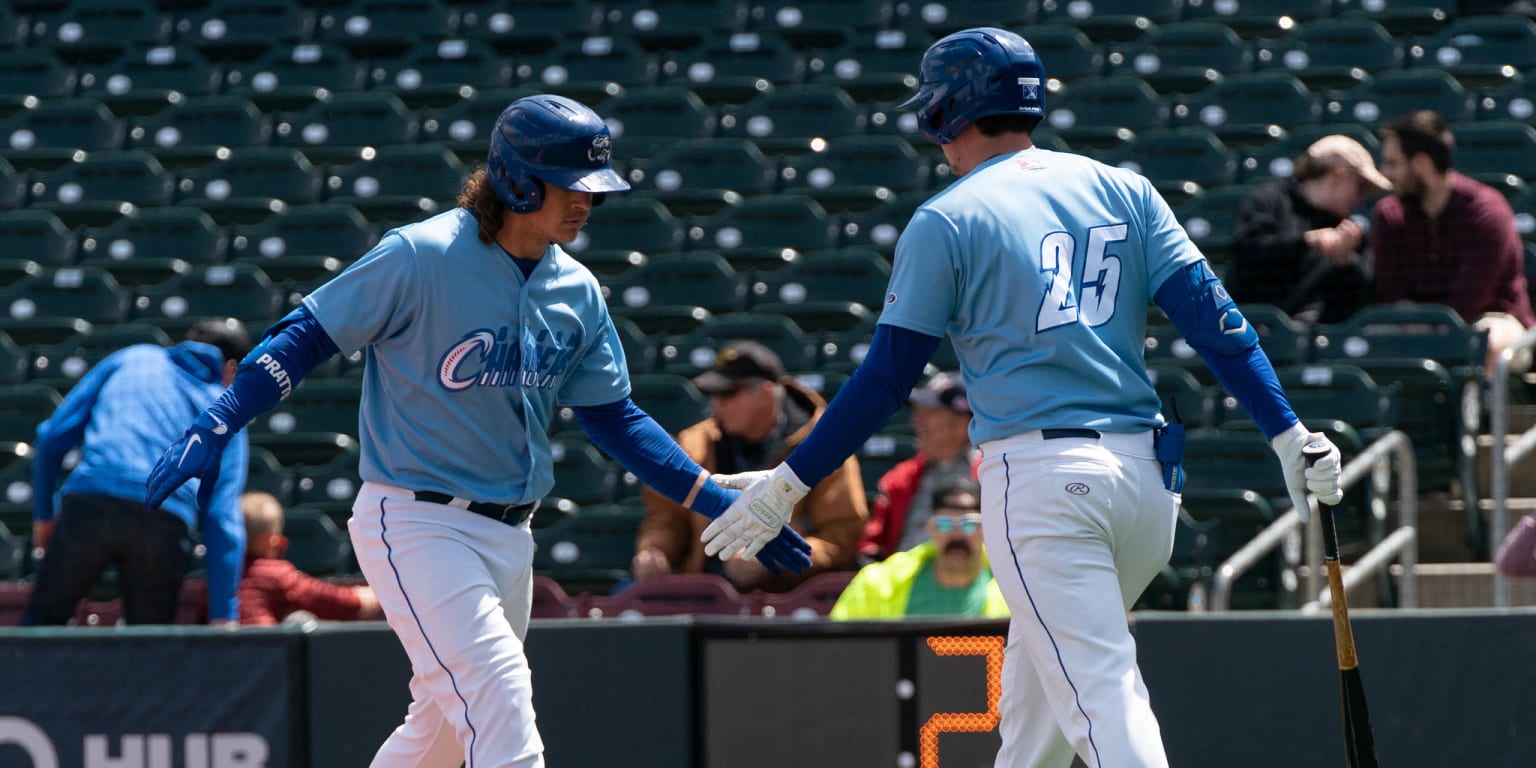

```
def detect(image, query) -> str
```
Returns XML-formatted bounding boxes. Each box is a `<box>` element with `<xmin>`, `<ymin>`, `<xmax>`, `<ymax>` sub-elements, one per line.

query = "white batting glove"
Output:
<box><xmin>710</xmin><ymin>469</ymin><xmax>774</xmax><ymax>489</ymax></box>
<box><xmin>701</xmin><ymin>463</ymin><xmax>810</xmax><ymax>561</ymax></box>
<box><xmin>1271</xmin><ymin>423</ymin><xmax>1344</xmax><ymax>523</ymax></box>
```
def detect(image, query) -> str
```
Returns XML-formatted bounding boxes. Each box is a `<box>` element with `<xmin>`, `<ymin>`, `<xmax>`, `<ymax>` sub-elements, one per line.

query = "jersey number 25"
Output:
<box><xmin>1036</xmin><ymin>223</ymin><xmax>1129</xmax><ymax>333</ymax></box>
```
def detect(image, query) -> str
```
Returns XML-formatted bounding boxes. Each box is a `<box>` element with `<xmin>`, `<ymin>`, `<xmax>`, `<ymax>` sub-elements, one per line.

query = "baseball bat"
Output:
<box><xmin>1304</xmin><ymin>444</ymin><xmax>1380</xmax><ymax>768</ymax></box>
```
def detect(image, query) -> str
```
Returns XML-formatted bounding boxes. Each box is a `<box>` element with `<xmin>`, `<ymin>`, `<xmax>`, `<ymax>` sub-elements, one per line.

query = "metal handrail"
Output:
<box><xmin>1489</xmin><ymin>327</ymin><xmax>1536</xmax><ymax>607</ymax></box>
<box><xmin>1306</xmin><ymin>526</ymin><xmax>1418</xmax><ymax>610</ymax></box>
<box><xmin>1211</xmin><ymin>430</ymin><xmax>1418</xmax><ymax>611</ymax></box>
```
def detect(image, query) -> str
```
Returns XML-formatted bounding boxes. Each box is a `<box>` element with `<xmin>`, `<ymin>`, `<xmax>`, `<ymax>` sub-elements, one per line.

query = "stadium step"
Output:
<box><xmin>1474</xmin><ymin>433</ymin><xmax>1536</xmax><ymax>499</ymax></box>
<box><xmin>1390</xmin><ymin>561</ymin><xmax>1536</xmax><ymax>609</ymax></box>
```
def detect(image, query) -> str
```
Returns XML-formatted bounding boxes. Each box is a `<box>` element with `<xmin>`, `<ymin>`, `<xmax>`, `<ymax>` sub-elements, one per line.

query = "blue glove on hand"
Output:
<box><xmin>145</xmin><ymin>411</ymin><xmax>233</xmax><ymax>511</ymax></box>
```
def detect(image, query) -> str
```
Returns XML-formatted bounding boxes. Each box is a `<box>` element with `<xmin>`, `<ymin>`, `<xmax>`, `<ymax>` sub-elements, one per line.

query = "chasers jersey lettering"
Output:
<box><xmin>438</xmin><ymin>326</ymin><xmax>582</xmax><ymax>392</ymax></box>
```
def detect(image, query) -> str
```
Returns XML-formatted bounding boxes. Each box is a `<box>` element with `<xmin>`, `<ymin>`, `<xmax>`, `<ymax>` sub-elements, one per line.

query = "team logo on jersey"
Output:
<box><xmin>886</xmin><ymin>292</ymin><xmax>898</xmax><ymax>305</ymax></box>
<box><xmin>588</xmin><ymin>134</ymin><xmax>612</xmax><ymax>164</ymax></box>
<box><xmin>438</xmin><ymin>326</ymin><xmax>580</xmax><ymax>392</ymax></box>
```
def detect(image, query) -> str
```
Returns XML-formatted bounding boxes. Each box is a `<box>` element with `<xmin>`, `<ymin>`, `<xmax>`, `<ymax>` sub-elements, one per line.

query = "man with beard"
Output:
<box><xmin>1371</xmin><ymin>110</ymin><xmax>1535</xmax><ymax>373</ymax></box>
<box><xmin>831</xmin><ymin>478</ymin><xmax>1008</xmax><ymax>619</ymax></box>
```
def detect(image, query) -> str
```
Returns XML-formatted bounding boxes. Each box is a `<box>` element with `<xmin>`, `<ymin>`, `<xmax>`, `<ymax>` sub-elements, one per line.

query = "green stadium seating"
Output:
<box><xmin>1334</xmin><ymin>0</ymin><xmax>1453</xmax><ymax>37</ymax></box>
<box><xmin>1415</xmin><ymin>15</ymin><xmax>1536</xmax><ymax>90</ymax></box>
<box><xmin>1453</xmin><ymin>120</ymin><xmax>1536</xmax><ymax>185</ymax></box>
<box><xmin>1174</xmin><ymin>72</ymin><xmax>1320</xmax><ymax>146</ymax></box>
<box><xmin>748</xmin><ymin>249</ymin><xmax>891</xmax><ymax>311</ymax></box>
<box><xmin>752</xmin><ymin>299</ymin><xmax>875</xmax><ymax>367</ymax></box>
<box><xmin>603</xmin><ymin>253</ymin><xmax>746</xmax><ymax>315</ymax></box>
<box><xmin>612</xmin><ymin>316</ymin><xmax>657</xmax><ymax>374</ymax></box>
<box><xmin>891</xmin><ymin>0</ymin><xmax>1036</xmax><ymax>35</ymax></box>
<box><xmin>324</xmin><ymin>143</ymin><xmax>466</xmax><ymax>220</ymax></box>
<box><xmin>459</xmin><ymin>0</ymin><xmax>597</xmax><ymax>54</ymax></box>
<box><xmin>0</xmin><ymin>260</ymin><xmax>40</xmax><ymax>290</ymax></box>
<box><xmin>663</xmin><ymin>31</ymin><xmax>804</xmax><ymax>105</ymax></box>
<box><xmin>1182</xmin><ymin>0</ymin><xmax>1333</xmax><ymax>39</ymax></box>
<box><xmin>1104</xmin><ymin>128</ymin><xmax>1238</xmax><ymax>203</ymax></box>
<box><xmin>1020</xmin><ymin>24</ymin><xmax>1103</xmax><ymax>85</ymax></box>
<box><xmin>666</xmin><ymin>313</ymin><xmax>817</xmax><ymax>374</ymax></box>
<box><xmin>0</xmin><ymin>99</ymin><xmax>125</xmax><ymax>171</ymax></box>
<box><xmin>532</xmin><ymin>501</ymin><xmax>645</xmax><ymax>595</ymax></box>
<box><xmin>716</xmin><ymin>84</ymin><xmax>867</xmax><ymax>153</ymax></box>
<box><xmin>748</xmin><ymin>0</ymin><xmax>883</xmax><ymax>49</ymax></box>
<box><xmin>1179</xmin><ymin>487</ymin><xmax>1284</xmax><ymax>609</ymax></box>
<box><xmin>1256</xmin><ymin>18</ymin><xmax>1403</xmax><ymax>93</ymax></box>
<box><xmin>1040</xmin><ymin>0</ymin><xmax>1182</xmax><ymax>43</ymax></box>
<box><xmin>283</xmin><ymin>506</ymin><xmax>353</xmax><ymax>576</ymax></box>
<box><xmin>135</xmin><ymin>263</ymin><xmax>286</xmax><ymax>324</ymax></box>
<box><xmin>576</xmin><ymin>197</ymin><xmax>685</xmax><ymax>257</ymax></box>
<box><xmin>178</xmin><ymin>148</ymin><xmax>325</xmax><ymax>224</ymax></box>
<box><xmin>127</xmin><ymin>95</ymin><xmax>273</xmax><ymax>169</ymax></box>
<box><xmin>1046</xmin><ymin>75</ymin><xmax>1169</xmax><ymax>152</ymax></box>
<box><xmin>29</xmin><ymin>322</ymin><xmax>170</xmax><ymax>383</ymax></box>
<box><xmin>603</xmin><ymin>0</ymin><xmax>749</xmax><ymax>52</ymax></box>
<box><xmin>80</xmin><ymin>207</ymin><xmax>226</xmax><ymax>269</ymax></box>
<box><xmin>856</xmin><ymin>432</ymin><xmax>916</xmax><ymax>494</ymax></box>
<box><xmin>0</xmin><ymin>209</ymin><xmax>77</xmax><ymax>266</ymax></box>
<box><xmin>246</xmin><ymin>445</ymin><xmax>296</xmax><ymax>505</ymax></box>
<box><xmin>693</xmin><ymin>194</ymin><xmax>840</xmax><ymax>271</ymax></box>
<box><xmin>188</xmin><ymin>0</ymin><xmax>317</xmax><ymax>63</ymax></box>
<box><xmin>371</xmin><ymin>39</ymin><xmax>510</xmax><ymax>111</ymax></box>
<box><xmin>1175</xmin><ymin>183</ymin><xmax>1261</xmax><ymax>264</ymax></box>
<box><xmin>29</xmin><ymin>151</ymin><xmax>175</xmax><ymax>228</ymax></box>
<box><xmin>806</xmin><ymin>29</ymin><xmax>930</xmax><ymax>102</ymax></box>
<box><xmin>1114</xmin><ymin>21</ymin><xmax>1251</xmax><ymax>96</ymax></box>
<box><xmin>0</xmin><ymin>384</ymin><xmax>61</xmax><ymax>443</ymax></box>
<box><xmin>223</xmin><ymin>44</ymin><xmax>368</xmax><ymax>113</ymax></box>
<box><xmin>1147</xmin><ymin>362</ymin><xmax>1216</xmax><ymax>428</ymax></box>
<box><xmin>228</xmin><ymin>203</ymin><xmax>376</xmax><ymax>262</ymax></box>
<box><xmin>521</xmin><ymin>35</ymin><xmax>656</xmax><ymax>103</ymax></box>
<box><xmin>551</xmin><ymin>440</ymin><xmax>619</xmax><ymax>506</ymax></box>
<box><xmin>630</xmin><ymin>138</ymin><xmax>777</xmax><ymax>216</ymax></box>
<box><xmin>79</xmin><ymin>45</ymin><xmax>223</xmax><ymax>117</ymax></box>
<box><xmin>257</xmin><ymin>377</ymin><xmax>362</xmax><ymax>437</ymax></box>
<box><xmin>316</xmin><ymin>0</ymin><xmax>456</xmax><ymax>60</ymax></box>
<box><xmin>250</xmin><ymin>431</ymin><xmax>361</xmax><ymax>510</ymax></box>
<box><xmin>275</xmin><ymin>92</ymin><xmax>419</xmax><ymax>164</ymax></box>
<box><xmin>0</xmin><ymin>267</ymin><xmax>130</xmax><ymax>324</ymax></box>
<box><xmin>33</xmin><ymin>0</ymin><xmax>173</xmax><ymax>65</ymax></box>
<box><xmin>0</xmin><ymin>50</ymin><xmax>76</xmax><ymax>118</ymax></box>
<box><xmin>597</xmin><ymin>86</ymin><xmax>716</xmax><ymax>161</ymax></box>
<box><xmin>1326</xmin><ymin>69</ymin><xmax>1476</xmax><ymax>126</ymax></box>
<box><xmin>780</xmin><ymin>135</ymin><xmax>928</xmax><ymax>213</ymax></box>
<box><xmin>627</xmin><ymin>373</ymin><xmax>707</xmax><ymax>435</ymax></box>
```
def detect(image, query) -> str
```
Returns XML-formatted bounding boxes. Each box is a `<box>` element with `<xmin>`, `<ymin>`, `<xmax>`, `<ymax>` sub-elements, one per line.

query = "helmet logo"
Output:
<box><xmin>588</xmin><ymin>134</ymin><xmax>612</xmax><ymax>164</ymax></box>
<box><xmin>1018</xmin><ymin>77</ymin><xmax>1041</xmax><ymax>102</ymax></box>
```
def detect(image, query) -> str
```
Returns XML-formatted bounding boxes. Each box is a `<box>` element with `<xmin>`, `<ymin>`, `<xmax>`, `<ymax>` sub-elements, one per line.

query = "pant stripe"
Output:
<box><xmin>1001</xmin><ymin>453</ymin><xmax>1103</xmax><ymax>768</ymax></box>
<box><xmin>379</xmin><ymin>496</ymin><xmax>479</xmax><ymax>768</ymax></box>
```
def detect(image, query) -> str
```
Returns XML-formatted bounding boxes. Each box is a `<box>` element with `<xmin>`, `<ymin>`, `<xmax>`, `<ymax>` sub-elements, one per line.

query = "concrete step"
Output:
<box><xmin>1413</xmin><ymin>491</ymin><xmax>1478</xmax><ymax>563</ymax></box>
<box><xmin>1441</xmin><ymin>496</ymin><xmax>1536</xmax><ymax>556</ymax></box>
<box><xmin>1474</xmin><ymin>432</ymin><xmax>1536</xmax><ymax>499</ymax></box>
<box><xmin>1390</xmin><ymin>561</ymin><xmax>1536</xmax><ymax>609</ymax></box>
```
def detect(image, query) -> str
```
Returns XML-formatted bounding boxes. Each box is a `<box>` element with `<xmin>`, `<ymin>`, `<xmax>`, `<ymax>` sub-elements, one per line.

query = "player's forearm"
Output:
<box><xmin>574</xmin><ymin>399</ymin><xmax>734</xmax><ymax>517</ymax></box>
<box><xmin>786</xmin><ymin>324</ymin><xmax>938</xmax><ymax>485</ymax></box>
<box><xmin>206</xmin><ymin>307</ymin><xmax>340</xmax><ymax>432</ymax></box>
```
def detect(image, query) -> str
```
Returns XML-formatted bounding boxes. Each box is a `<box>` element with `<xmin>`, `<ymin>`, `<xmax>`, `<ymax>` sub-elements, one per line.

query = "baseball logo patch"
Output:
<box><xmin>588</xmin><ymin>134</ymin><xmax>612</xmax><ymax>163</ymax></box>
<box><xmin>1065</xmin><ymin>483</ymin><xmax>1090</xmax><ymax>496</ymax></box>
<box><xmin>886</xmin><ymin>292</ymin><xmax>898</xmax><ymax>305</ymax></box>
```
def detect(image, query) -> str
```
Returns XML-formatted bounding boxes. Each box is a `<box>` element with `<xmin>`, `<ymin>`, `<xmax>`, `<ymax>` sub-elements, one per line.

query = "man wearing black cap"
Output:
<box><xmin>859</xmin><ymin>372</ymin><xmax>979</xmax><ymax>561</ymax></box>
<box><xmin>634</xmin><ymin>341</ymin><xmax>867</xmax><ymax>591</ymax></box>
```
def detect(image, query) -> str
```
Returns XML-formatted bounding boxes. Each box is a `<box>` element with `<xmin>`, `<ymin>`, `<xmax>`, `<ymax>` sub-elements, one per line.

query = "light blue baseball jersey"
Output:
<box><xmin>303</xmin><ymin>208</ymin><xmax>630</xmax><ymax>504</ymax></box>
<box><xmin>881</xmin><ymin>148</ymin><xmax>1204</xmax><ymax>445</ymax></box>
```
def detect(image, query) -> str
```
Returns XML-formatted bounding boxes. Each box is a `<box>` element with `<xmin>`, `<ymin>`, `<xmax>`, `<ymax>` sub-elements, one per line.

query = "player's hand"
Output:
<box><xmin>146</xmin><ymin>411</ymin><xmax>234</xmax><ymax>511</ymax></box>
<box><xmin>1271</xmin><ymin>424</ymin><xmax>1343</xmax><ymax>523</ymax></box>
<box><xmin>701</xmin><ymin>463</ymin><xmax>810</xmax><ymax>561</ymax></box>
<box><xmin>753</xmin><ymin>527</ymin><xmax>813</xmax><ymax>575</ymax></box>
<box><xmin>710</xmin><ymin>469</ymin><xmax>773</xmax><ymax>489</ymax></box>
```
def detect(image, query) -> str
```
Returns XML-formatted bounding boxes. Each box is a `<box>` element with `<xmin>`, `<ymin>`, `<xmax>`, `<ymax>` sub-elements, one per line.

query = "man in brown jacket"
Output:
<box><xmin>633</xmin><ymin>341</ymin><xmax>867</xmax><ymax>592</ymax></box>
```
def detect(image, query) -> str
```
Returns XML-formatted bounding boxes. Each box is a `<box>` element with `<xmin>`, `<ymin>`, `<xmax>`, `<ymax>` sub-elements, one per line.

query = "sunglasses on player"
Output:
<box><xmin>931</xmin><ymin>513</ymin><xmax>982</xmax><ymax>535</ymax></box>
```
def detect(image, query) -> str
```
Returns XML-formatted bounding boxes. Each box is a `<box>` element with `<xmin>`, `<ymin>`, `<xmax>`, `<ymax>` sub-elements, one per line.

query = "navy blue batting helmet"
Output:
<box><xmin>899</xmin><ymin>27</ymin><xmax>1045</xmax><ymax>145</ymax></box>
<box><xmin>487</xmin><ymin>94</ymin><xmax>630</xmax><ymax>213</ymax></box>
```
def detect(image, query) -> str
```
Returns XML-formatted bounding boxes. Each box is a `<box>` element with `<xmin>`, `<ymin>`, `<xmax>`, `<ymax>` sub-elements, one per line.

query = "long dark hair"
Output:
<box><xmin>456</xmin><ymin>167</ymin><xmax>506</xmax><ymax>244</ymax></box>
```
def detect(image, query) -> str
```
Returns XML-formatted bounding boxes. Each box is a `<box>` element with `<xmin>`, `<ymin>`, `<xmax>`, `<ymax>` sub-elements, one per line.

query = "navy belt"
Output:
<box><xmin>1042</xmin><ymin>428</ymin><xmax>1101</xmax><ymax>440</ymax></box>
<box><xmin>413</xmin><ymin>491</ymin><xmax>538</xmax><ymax>526</ymax></box>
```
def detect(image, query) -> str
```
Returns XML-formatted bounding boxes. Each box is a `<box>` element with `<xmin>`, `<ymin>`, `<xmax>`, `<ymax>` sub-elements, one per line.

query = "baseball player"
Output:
<box><xmin>145</xmin><ymin>94</ymin><xmax>810</xmax><ymax>768</ymax></box>
<box><xmin>702</xmin><ymin>29</ymin><xmax>1344</xmax><ymax>768</ymax></box>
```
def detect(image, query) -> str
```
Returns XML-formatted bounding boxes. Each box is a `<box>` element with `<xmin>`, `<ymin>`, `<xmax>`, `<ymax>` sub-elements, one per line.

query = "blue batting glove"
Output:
<box><xmin>755</xmin><ymin>527</ymin><xmax>814</xmax><ymax>575</ymax></box>
<box><xmin>145</xmin><ymin>411</ymin><xmax>233</xmax><ymax>511</ymax></box>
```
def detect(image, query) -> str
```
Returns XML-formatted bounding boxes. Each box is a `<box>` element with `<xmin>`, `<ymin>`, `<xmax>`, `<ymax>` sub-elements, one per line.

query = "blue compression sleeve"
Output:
<box><xmin>786</xmin><ymin>324</ymin><xmax>940</xmax><ymax>486</ymax></box>
<box><xmin>205</xmin><ymin>307</ymin><xmax>340</xmax><ymax>431</ymax></box>
<box><xmin>1154</xmin><ymin>262</ymin><xmax>1297</xmax><ymax>438</ymax></box>
<box><xmin>573</xmin><ymin>398</ymin><xmax>735</xmax><ymax>518</ymax></box>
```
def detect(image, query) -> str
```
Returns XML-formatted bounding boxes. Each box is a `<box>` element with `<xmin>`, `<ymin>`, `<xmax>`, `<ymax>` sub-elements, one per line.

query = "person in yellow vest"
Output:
<box><xmin>831</xmin><ymin>478</ymin><xmax>1008</xmax><ymax>619</ymax></box>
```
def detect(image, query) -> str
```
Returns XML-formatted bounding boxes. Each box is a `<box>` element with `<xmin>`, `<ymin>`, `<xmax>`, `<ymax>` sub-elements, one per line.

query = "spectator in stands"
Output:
<box><xmin>859</xmin><ymin>372</ymin><xmax>979</xmax><ymax>561</ymax></box>
<box><xmin>832</xmin><ymin>478</ymin><xmax>1008</xmax><ymax>619</ymax></box>
<box><xmin>24</xmin><ymin>318</ymin><xmax>252</xmax><ymax>626</ymax></box>
<box><xmin>1372</xmin><ymin>110</ymin><xmax>1536</xmax><ymax>373</ymax></box>
<box><xmin>634</xmin><ymin>341</ymin><xmax>866</xmax><ymax>592</ymax></box>
<box><xmin>1495</xmin><ymin>513</ymin><xmax>1536</xmax><ymax>578</ymax></box>
<box><xmin>1229</xmin><ymin>135</ymin><xmax>1391</xmax><ymax>323</ymax></box>
<box><xmin>238</xmin><ymin>491</ymin><xmax>381</xmax><ymax>625</ymax></box>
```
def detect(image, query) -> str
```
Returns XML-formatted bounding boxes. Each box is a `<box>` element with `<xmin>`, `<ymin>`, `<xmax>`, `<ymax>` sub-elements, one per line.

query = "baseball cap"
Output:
<box><xmin>1306</xmin><ymin>135</ymin><xmax>1392</xmax><ymax>192</ymax></box>
<box><xmin>909</xmin><ymin>372</ymin><xmax>970</xmax><ymax>415</ymax></box>
<box><xmin>691</xmin><ymin>340</ymin><xmax>786</xmax><ymax>395</ymax></box>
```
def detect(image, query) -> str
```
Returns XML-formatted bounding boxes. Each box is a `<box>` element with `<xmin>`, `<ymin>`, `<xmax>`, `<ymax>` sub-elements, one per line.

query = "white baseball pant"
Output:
<box><xmin>349</xmin><ymin>481</ymin><xmax>544</xmax><ymax>768</ymax></box>
<box><xmin>978</xmin><ymin>430</ymin><xmax>1178</xmax><ymax>768</ymax></box>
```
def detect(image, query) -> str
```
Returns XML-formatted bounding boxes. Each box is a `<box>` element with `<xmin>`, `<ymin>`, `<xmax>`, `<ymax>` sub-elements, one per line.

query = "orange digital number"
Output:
<box><xmin>919</xmin><ymin>635</ymin><xmax>1005</xmax><ymax>768</ymax></box>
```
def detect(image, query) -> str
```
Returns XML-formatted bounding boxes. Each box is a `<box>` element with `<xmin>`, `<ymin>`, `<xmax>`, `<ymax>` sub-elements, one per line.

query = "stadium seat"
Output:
<box><xmin>223</xmin><ymin>44</ymin><xmax>368</xmax><ymax>114</ymax></box>
<box><xmin>416</xmin><ymin>86</ymin><xmax>537</xmax><ymax>162</ymax></box>
<box><xmin>1173</xmin><ymin>72</ymin><xmax>1320</xmax><ymax>146</ymax></box>
<box><xmin>0</xmin><ymin>331</ymin><xmax>26</xmax><ymax>385</ymax></box>
<box><xmin>1181</xmin><ymin>0</ymin><xmax>1334</xmax><ymax>39</ymax></box>
<box><xmin>614</xmin><ymin>304</ymin><xmax>714</xmax><ymax>339</ymax></box>
<box><xmin>0</xmin><ymin>209</ymin><xmax>77</xmax><ymax>266</ymax></box>
<box><xmin>856</xmin><ymin>432</ymin><xmax>916</xmax><ymax>493</ymax></box>
<box><xmin>79</xmin><ymin>207</ymin><xmax>227</xmax><ymax>269</ymax></box>
<box><xmin>612</xmin><ymin>315</ymin><xmax>657</xmax><ymax>374</ymax></box>
<box><xmin>1414</xmin><ymin>15</ymin><xmax>1536</xmax><ymax>90</ymax></box>
<box><xmin>748</xmin><ymin>249</ymin><xmax>891</xmax><ymax>311</ymax></box>
<box><xmin>275</xmin><ymin>92</ymin><xmax>420</xmax><ymax>164</ymax></box>
<box><xmin>0</xmin><ymin>440</ymin><xmax>34</xmax><ymax>537</ymax></box>
<box><xmin>0</xmin><ymin>260</ymin><xmax>40</xmax><ymax>291</ymax></box>
<box><xmin>1046</xmin><ymin>75</ymin><xmax>1170</xmax><ymax>151</ymax></box>
<box><xmin>229</xmin><ymin>203</ymin><xmax>376</xmax><ymax>263</ymax></box>
<box><xmin>134</xmin><ymin>263</ymin><xmax>285</xmax><ymax>324</ymax></box>
<box><xmin>692</xmin><ymin>195</ymin><xmax>840</xmax><ymax>271</ymax></box>
<box><xmin>602</xmin><ymin>0</ymin><xmax>749</xmax><ymax>52</ymax></box>
<box><xmin>628</xmin><ymin>138</ymin><xmax>777</xmax><ymax>216</ymax></box>
<box><xmin>1310</xmin><ymin>302</ymin><xmax>1486</xmax><ymax>375</ymax></box>
<box><xmin>31</xmin><ymin>0</ymin><xmax>173</xmax><ymax>65</ymax></box>
<box><xmin>748</xmin><ymin>0</ymin><xmax>885</xmax><ymax>49</ymax></box>
<box><xmin>1452</xmin><ymin>120</ymin><xmax>1536</xmax><ymax>185</ymax></box>
<box><xmin>716</xmin><ymin>84</ymin><xmax>867</xmax><ymax>153</ymax></box>
<box><xmin>370</xmin><ymin>38</ymin><xmax>510</xmax><ymax>111</ymax></box>
<box><xmin>78</xmin><ymin>45</ymin><xmax>222</xmax><ymax>117</ymax></box>
<box><xmin>29</xmin><ymin>322</ymin><xmax>171</xmax><ymax>383</ymax></box>
<box><xmin>246</xmin><ymin>445</ymin><xmax>296</xmax><ymax>504</ymax></box>
<box><xmin>1175</xmin><ymin>183</ymin><xmax>1260</xmax><ymax>264</ymax></box>
<box><xmin>1326</xmin><ymin>69</ymin><xmax>1475</xmax><ymax>127</ymax></box>
<box><xmin>521</xmin><ymin>35</ymin><xmax>656</xmax><ymax>103</ymax></box>
<box><xmin>597</xmin><ymin>86</ymin><xmax>716</xmax><ymax>161</ymax></box>
<box><xmin>1040</xmin><ymin>0</ymin><xmax>1181</xmax><ymax>43</ymax></box>
<box><xmin>533</xmin><ymin>501</ymin><xmax>646</xmax><ymax>596</ymax></box>
<box><xmin>178</xmin><ymin>148</ymin><xmax>325</xmax><ymax>224</ymax></box>
<box><xmin>324</xmin><ymin>143</ymin><xmax>465</xmax><ymax>220</ymax></box>
<box><xmin>250</xmin><ymin>431</ymin><xmax>361</xmax><ymax>502</ymax></box>
<box><xmin>0</xmin><ymin>50</ymin><xmax>76</xmax><ymax>116</ymax></box>
<box><xmin>889</xmin><ymin>0</ymin><xmax>1034</xmax><ymax>35</ymax></box>
<box><xmin>1114</xmin><ymin>21</ymin><xmax>1250</xmax><ymax>96</ymax></box>
<box><xmin>258</xmin><ymin>377</ymin><xmax>362</xmax><ymax>436</ymax></box>
<box><xmin>0</xmin><ymin>99</ymin><xmax>125</xmax><ymax>171</ymax></box>
<box><xmin>1104</xmin><ymin>128</ymin><xmax>1238</xmax><ymax>203</ymax></box>
<box><xmin>0</xmin><ymin>317</ymin><xmax>92</xmax><ymax>353</ymax></box>
<box><xmin>1147</xmin><ymin>362</ymin><xmax>1215</xmax><ymax>428</ymax></box>
<box><xmin>530</xmin><ymin>574</ymin><xmax>580</xmax><ymax>619</ymax></box>
<box><xmin>838</xmin><ymin>196</ymin><xmax>919</xmax><ymax>256</ymax></box>
<box><xmin>458</xmin><ymin>0</ymin><xmax>598</xmax><ymax>54</ymax></box>
<box><xmin>1334</xmin><ymin>0</ymin><xmax>1453</xmax><ymax>36</ymax></box>
<box><xmin>551</xmin><ymin>440</ymin><xmax>619</xmax><ymax>506</ymax></box>
<box><xmin>31</xmin><ymin>151</ymin><xmax>177</xmax><ymax>227</ymax></box>
<box><xmin>603</xmin><ymin>253</ymin><xmax>746</xmax><ymax>315</ymax></box>
<box><xmin>315</xmin><ymin>0</ymin><xmax>456</xmax><ymax>60</ymax></box>
<box><xmin>759</xmin><ymin>569</ymin><xmax>855</xmax><ymax>618</ymax></box>
<box><xmin>780</xmin><ymin>135</ymin><xmax>927</xmax><ymax>213</ymax></box>
<box><xmin>1020</xmin><ymin>24</ymin><xmax>1103</xmax><ymax>86</ymax></box>
<box><xmin>663</xmin><ymin>31</ymin><xmax>803</xmax><ymax>106</ymax></box>
<box><xmin>0</xmin><ymin>383</ymin><xmax>60</xmax><ymax>442</ymax></box>
<box><xmin>573</xmin><ymin>197</ymin><xmax>685</xmax><ymax>257</ymax></box>
<box><xmin>1179</xmin><ymin>487</ymin><xmax>1284</xmax><ymax>609</ymax></box>
<box><xmin>126</xmin><ymin>95</ymin><xmax>273</xmax><ymax>170</ymax></box>
<box><xmin>1255</xmin><ymin>18</ymin><xmax>1402</xmax><ymax>94</ymax></box>
<box><xmin>627</xmin><ymin>373</ymin><xmax>708</xmax><ymax>435</ymax></box>
<box><xmin>187</xmin><ymin>0</ymin><xmax>316</xmax><ymax>63</ymax></box>
<box><xmin>806</xmin><ymin>29</ymin><xmax>930</xmax><ymax>102</ymax></box>
<box><xmin>753</xmin><ymin>300</ymin><xmax>875</xmax><ymax>366</ymax></box>
<box><xmin>0</xmin><ymin>267</ymin><xmax>130</xmax><ymax>324</ymax></box>
<box><xmin>665</xmin><ymin>314</ymin><xmax>817</xmax><ymax>375</ymax></box>
<box><xmin>283</xmin><ymin>506</ymin><xmax>353</xmax><ymax>576</ymax></box>
<box><xmin>598</xmin><ymin>573</ymin><xmax>753</xmax><ymax>617</ymax></box>
<box><xmin>1233</xmin><ymin>363</ymin><xmax>1397</xmax><ymax>434</ymax></box>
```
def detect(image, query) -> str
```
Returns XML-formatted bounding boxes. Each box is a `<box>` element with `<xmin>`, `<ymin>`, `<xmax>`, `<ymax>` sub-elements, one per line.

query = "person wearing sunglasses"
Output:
<box><xmin>831</xmin><ymin>479</ymin><xmax>1007</xmax><ymax>620</ymax></box>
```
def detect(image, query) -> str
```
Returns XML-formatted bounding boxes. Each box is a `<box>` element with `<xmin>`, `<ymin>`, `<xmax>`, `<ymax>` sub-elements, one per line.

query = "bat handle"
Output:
<box><xmin>1302</xmin><ymin>441</ymin><xmax>1343</xmax><ymax>561</ymax></box>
